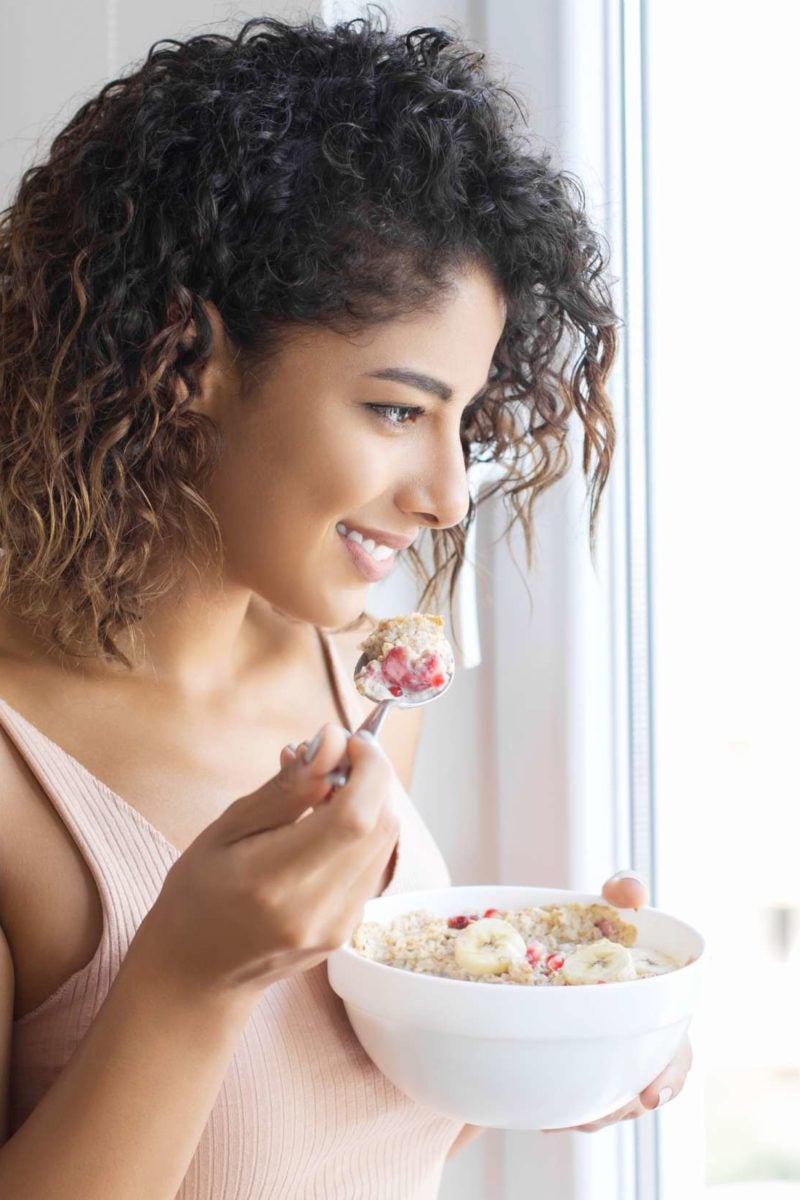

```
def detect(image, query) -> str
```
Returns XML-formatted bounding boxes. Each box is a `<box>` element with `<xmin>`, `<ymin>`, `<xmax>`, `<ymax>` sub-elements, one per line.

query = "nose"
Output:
<box><xmin>397</xmin><ymin>431</ymin><xmax>471</xmax><ymax>531</ymax></box>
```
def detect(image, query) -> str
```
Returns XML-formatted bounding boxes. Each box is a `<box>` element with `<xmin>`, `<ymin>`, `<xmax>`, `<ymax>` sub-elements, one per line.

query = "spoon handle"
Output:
<box><xmin>326</xmin><ymin>699</ymin><xmax>395</xmax><ymax>789</ymax></box>
<box><xmin>358</xmin><ymin>698</ymin><xmax>394</xmax><ymax>739</ymax></box>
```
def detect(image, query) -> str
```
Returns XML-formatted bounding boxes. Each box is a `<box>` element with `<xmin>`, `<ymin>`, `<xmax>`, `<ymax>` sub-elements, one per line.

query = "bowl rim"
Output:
<box><xmin>332</xmin><ymin>884</ymin><xmax>706</xmax><ymax>995</ymax></box>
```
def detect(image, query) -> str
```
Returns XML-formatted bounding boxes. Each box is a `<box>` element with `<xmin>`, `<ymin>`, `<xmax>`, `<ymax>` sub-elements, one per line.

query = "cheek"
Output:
<box><xmin>270</xmin><ymin>415</ymin><xmax>392</xmax><ymax>521</ymax></box>
<box><xmin>225</xmin><ymin>415</ymin><xmax>391</xmax><ymax>537</ymax></box>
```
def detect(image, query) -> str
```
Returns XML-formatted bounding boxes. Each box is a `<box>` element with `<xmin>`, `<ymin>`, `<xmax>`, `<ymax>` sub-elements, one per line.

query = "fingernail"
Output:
<box><xmin>657</xmin><ymin>1086</ymin><xmax>673</xmax><ymax>1108</ymax></box>
<box><xmin>303</xmin><ymin>728</ymin><xmax>325</xmax><ymax>763</ymax></box>
<box><xmin>285</xmin><ymin>742</ymin><xmax>298</xmax><ymax>754</ymax></box>
<box><xmin>326</xmin><ymin>769</ymin><xmax>348</xmax><ymax>788</ymax></box>
<box><xmin>356</xmin><ymin>729</ymin><xmax>376</xmax><ymax>743</ymax></box>
<box><xmin>609</xmin><ymin>869</ymin><xmax>647</xmax><ymax>885</ymax></box>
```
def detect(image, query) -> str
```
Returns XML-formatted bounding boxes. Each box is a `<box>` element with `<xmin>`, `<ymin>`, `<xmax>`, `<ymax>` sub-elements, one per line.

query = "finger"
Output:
<box><xmin>325</xmin><ymin>822</ymin><xmax>401</xmax><ymax>947</ymax></box>
<box><xmin>602</xmin><ymin>870</ymin><xmax>649</xmax><ymax>911</ymax></box>
<box><xmin>639</xmin><ymin>1033</ymin><xmax>693</xmax><ymax>1110</ymax></box>
<box><xmin>322</xmin><ymin>733</ymin><xmax>400</xmax><ymax>836</ymax></box>
<box><xmin>543</xmin><ymin>1100</ymin><xmax>645</xmax><ymax>1134</ymax></box>
<box><xmin>214</xmin><ymin>724</ymin><xmax>351</xmax><ymax>841</ymax></box>
<box><xmin>279</xmin><ymin>743</ymin><xmax>298</xmax><ymax>770</ymax></box>
<box><xmin>261</xmin><ymin>729</ymin><xmax>398</xmax><ymax>879</ymax></box>
<box><xmin>325</xmin><ymin>730</ymin><xmax>395</xmax><ymax>818</ymax></box>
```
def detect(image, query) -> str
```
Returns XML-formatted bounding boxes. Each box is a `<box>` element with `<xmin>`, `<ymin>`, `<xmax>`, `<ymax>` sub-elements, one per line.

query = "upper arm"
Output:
<box><xmin>0</xmin><ymin>920</ymin><xmax>13</xmax><ymax>1147</ymax></box>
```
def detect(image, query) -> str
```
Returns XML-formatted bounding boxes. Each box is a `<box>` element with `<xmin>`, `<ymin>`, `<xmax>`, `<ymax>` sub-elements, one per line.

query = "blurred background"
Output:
<box><xmin>2</xmin><ymin>1</ymin><xmax>797</xmax><ymax>1198</ymax></box>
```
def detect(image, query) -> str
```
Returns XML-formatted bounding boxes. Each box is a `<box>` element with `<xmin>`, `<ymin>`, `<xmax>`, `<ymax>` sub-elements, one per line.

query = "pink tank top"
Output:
<box><xmin>0</xmin><ymin>628</ymin><xmax>461</xmax><ymax>1198</ymax></box>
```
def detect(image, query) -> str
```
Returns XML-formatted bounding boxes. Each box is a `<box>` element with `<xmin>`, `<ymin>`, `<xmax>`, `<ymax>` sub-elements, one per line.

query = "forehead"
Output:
<box><xmin>273</xmin><ymin>266</ymin><xmax>507</xmax><ymax>394</ymax></box>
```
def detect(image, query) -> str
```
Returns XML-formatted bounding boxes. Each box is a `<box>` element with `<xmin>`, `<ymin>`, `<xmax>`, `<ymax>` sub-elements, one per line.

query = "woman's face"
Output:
<box><xmin>202</xmin><ymin>264</ymin><xmax>507</xmax><ymax>629</ymax></box>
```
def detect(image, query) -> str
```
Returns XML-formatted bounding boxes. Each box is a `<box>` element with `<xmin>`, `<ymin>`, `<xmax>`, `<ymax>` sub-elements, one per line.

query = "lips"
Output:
<box><xmin>338</xmin><ymin>529</ymin><xmax>398</xmax><ymax>583</ymax></box>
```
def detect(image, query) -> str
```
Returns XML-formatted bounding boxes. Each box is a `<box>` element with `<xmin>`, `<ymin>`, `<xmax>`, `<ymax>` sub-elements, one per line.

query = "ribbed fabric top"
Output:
<box><xmin>1</xmin><ymin>629</ymin><xmax>462</xmax><ymax>1198</ymax></box>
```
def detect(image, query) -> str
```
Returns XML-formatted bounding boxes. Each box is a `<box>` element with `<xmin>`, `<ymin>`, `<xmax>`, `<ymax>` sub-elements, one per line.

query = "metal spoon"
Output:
<box><xmin>326</xmin><ymin>650</ymin><xmax>454</xmax><ymax>789</ymax></box>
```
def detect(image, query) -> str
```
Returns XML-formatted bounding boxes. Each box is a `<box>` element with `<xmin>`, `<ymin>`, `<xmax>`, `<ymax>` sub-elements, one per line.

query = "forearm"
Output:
<box><xmin>0</xmin><ymin>930</ymin><xmax>258</xmax><ymax>1200</ymax></box>
<box><xmin>446</xmin><ymin>1122</ymin><xmax>487</xmax><ymax>1159</ymax></box>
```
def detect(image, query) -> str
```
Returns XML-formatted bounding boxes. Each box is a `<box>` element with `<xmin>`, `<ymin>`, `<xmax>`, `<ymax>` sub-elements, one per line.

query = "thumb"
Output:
<box><xmin>210</xmin><ymin>723</ymin><xmax>351</xmax><ymax>843</ymax></box>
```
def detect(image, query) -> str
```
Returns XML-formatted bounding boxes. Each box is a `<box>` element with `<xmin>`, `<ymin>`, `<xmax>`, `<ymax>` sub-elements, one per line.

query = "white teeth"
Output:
<box><xmin>338</xmin><ymin>525</ymin><xmax>396</xmax><ymax>564</ymax></box>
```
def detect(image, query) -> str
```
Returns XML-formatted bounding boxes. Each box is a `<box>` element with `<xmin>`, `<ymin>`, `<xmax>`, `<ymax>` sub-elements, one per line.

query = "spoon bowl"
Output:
<box><xmin>326</xmin><ymin>649</ymin><xmax>453</xmax><ymax>789</ymax></box>
<box><xmin>352</xmin><ymin>650</ymin><xmax>454</xmax><ymax>710</ymax></box>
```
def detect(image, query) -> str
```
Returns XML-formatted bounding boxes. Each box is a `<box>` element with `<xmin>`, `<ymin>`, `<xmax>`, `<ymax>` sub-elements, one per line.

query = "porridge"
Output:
<box><xmin>351</xmin><ymin>902</ymin><xmax>680</xmax><ymax>986</ymax></box>
<box><xmin>355</xmin><ymin>612</ymin><xmax>455</xmax><ymax>703</ymax></box>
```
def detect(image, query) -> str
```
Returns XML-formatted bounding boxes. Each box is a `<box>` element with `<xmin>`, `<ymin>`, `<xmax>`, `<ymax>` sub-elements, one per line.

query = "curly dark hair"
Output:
<box><xmin>0</xmin><ymin>8</ymin><xmax>619</xmax><ymax>669</ymax></box>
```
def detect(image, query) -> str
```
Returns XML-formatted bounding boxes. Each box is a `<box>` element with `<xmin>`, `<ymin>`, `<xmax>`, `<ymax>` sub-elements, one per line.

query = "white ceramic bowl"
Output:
<box><xmin>327</xmin><ymin>885</ymin><xmax>705</xmax><ymax>1130</ymax></box>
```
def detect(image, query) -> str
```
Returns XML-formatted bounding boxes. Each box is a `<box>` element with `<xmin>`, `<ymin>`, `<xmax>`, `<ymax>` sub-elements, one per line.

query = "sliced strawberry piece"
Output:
<box><xmin>447</xmin><ymin>915</ymin><xmax>471</xmax><ymax>930</ymax></box>
<box><xmin>483</xmin><ymin>907</ymin><xmax>502</xmax><ymax>918</ymax></box>
<box><xmin>381</xmin><ymin>645</ymin><xmax>410</xmax><ymax>683</ymax></box>
<box><xmin>545</xmin><ymin>953</ymin><xmax>565</xmax><ymax>972</ymax></box>
<box><xmin>526</xmin><ymin>944</ymin><xmax>541</xmax><ymax>966</ymax></box>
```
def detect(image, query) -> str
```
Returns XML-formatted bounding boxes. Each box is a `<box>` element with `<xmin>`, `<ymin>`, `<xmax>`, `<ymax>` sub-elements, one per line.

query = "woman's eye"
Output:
<box><xmin>365</xmin><ymin>403</ymin><xmax>425</xmax><ymax>426</ymax></box>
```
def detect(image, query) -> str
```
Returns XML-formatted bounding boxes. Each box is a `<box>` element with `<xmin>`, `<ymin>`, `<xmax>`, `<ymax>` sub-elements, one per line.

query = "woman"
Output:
<box><xmin>0</xmin><ymin>12</ymin><xmax>690</xmax><ymax>1198</ymax></box>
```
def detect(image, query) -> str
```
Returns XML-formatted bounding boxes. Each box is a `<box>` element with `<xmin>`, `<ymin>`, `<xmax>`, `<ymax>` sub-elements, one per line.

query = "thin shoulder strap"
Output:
<box><xmin>315</xmin><ymin>627</ymin><xmax>360</xmax><ymax>733</ymax></box>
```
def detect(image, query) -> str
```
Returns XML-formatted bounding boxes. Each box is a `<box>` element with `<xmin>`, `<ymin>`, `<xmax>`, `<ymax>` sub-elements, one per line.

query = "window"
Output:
<box><xmin>643</xmin><ymin>3</ymin><xmax>800</xmax><ymax>1197</ymax></box>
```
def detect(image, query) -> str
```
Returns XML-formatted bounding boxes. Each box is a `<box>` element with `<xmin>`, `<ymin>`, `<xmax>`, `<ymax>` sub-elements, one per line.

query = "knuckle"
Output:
<box><xmin>228</xmin><ymin>844</ymin><xmax>259</xmax><ymax>895</ymax></box>
<box><xmin>335</xmin><ymin>800</ymin><xmax>375</xmax><ymax>839</ymax></box>
<box><xmin>377</xmin><ymin>799</ymin><xmax>400</xmax><ymax>839</ymax></box>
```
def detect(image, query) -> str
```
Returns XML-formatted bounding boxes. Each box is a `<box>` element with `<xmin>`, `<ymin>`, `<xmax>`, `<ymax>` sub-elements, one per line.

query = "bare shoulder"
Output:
<box><xmin>0</xmin><ymin>702</ymin><xmax>41</xmax><ymax>879</ymax></box>
<box><xmin>0</xmin><ymin>918</ymin><xmax>12</xmax><ymax>1145</ymax></box>
<box><xmin>0</xmin><ymin>689</ymin><xmax>16</xmax><ymax>1146</ymax></box>
<box><xmin>328</xmin><ymin>613</ymin><xmax>425</xmax><ymax>794</ymax></box>
<box><xmin>0</xmin><ymin>710</ymin><xmax>28</xmax><ymax>1147</ymax></box>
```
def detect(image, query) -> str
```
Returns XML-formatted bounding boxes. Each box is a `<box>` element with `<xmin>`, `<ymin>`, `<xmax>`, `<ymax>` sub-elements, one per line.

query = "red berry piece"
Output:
<box><xmin>447</xmin><ymin>915</ymin><xmax>471</xmax><ymax>930</ymax></box>
<box><xmin>596</xmin><ymin>980</ymin><xmax>607</xmax><ymax>985</ymax></box>
<box><xmin>545</xmin><ymin>954</ymin><xmax>565</xmax><ymax>972</ymax></box>
<box><xmin>381</xmin><ymin>646</ymin><xmax>410</xmax><ymax>684</ymax></box>
<box><xmin>388</xmin><ymin>685</ymin><xmax>403</xmax><ymax>697</ymax></box>
<box><xmin>526</xmin><ymin>945</ymin><xmax>541</xmax><ymax>967</ymax></box>
<box><xmin>483</xmin><ymin>908</ymin><xmax>501</xmax><ymax>918</ymax></box>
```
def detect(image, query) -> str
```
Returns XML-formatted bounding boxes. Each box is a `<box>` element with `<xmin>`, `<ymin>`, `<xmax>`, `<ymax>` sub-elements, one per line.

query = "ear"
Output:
<box><xmin>170</xmin><ymin>299</ymin><xmax>238</xmax><ymax>419</ymax></box>
<box><xmin>165</xmin><ymin>296</ymin><xmax>226</xmax><ymax>347</ymax></box>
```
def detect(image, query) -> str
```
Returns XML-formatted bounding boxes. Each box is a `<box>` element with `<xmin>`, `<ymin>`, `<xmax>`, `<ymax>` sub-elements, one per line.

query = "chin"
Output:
<box><xmin>266</xmin><ymin>584</ymin><xmax>367</xmax><ymax>633</ymax></box>
<box><xmin>315</xmin><ymin>590</ymin><xmax>369</xmax><ymax>633</ymax></box>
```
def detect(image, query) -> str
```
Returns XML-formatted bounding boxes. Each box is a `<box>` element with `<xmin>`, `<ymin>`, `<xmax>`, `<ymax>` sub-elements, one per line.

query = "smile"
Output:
<box><xmin>335</xmin><ymin>523</ymin><xmax>395</xmax><ymax>562</ymax></box>
<box><xmin>336</xmin><ymin>523</ymin><xmax>399</xmax><ymax>583</ymax></box>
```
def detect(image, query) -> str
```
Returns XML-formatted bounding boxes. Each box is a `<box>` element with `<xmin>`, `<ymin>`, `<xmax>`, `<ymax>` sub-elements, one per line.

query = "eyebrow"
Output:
<box><xmin>362</xmin><ymin>366</ymin><xmax>453</xmax><ymax>402</ymax></box>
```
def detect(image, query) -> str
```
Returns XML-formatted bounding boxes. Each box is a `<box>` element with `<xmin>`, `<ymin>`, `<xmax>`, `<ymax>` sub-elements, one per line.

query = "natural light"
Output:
<box><xmin>645</xmin><ymin>4</ymin><xmax>800</xmax><ymax>1197</ymax></box>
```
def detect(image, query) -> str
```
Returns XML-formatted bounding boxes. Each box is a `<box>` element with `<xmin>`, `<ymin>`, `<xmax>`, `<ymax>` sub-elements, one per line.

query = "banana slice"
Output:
<box><xmin>630</xmin><ymin>947</ymin><xmax>678</xmax><ymax>977</ymax></box>
<box><xmin>452</xmin><ymin>917</ymin><xmax>528</xmax><ymax>977</ymax></box>
<box><xmin>561</xmin><ymin>937</ymin><xmax>637</xmax><ymax>985</ymax></box>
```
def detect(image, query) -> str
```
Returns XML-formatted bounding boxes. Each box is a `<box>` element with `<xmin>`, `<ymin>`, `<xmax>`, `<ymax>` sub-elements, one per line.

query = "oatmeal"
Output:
<box><xmin>351</xmin><ymin>902</ymin><xmax>680</xmax><ymax>986</ymax></box>
<box><xmin>355</xmin><ymin>613</ymin><xmax>455</xmax><ymax>703</ymax></box>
